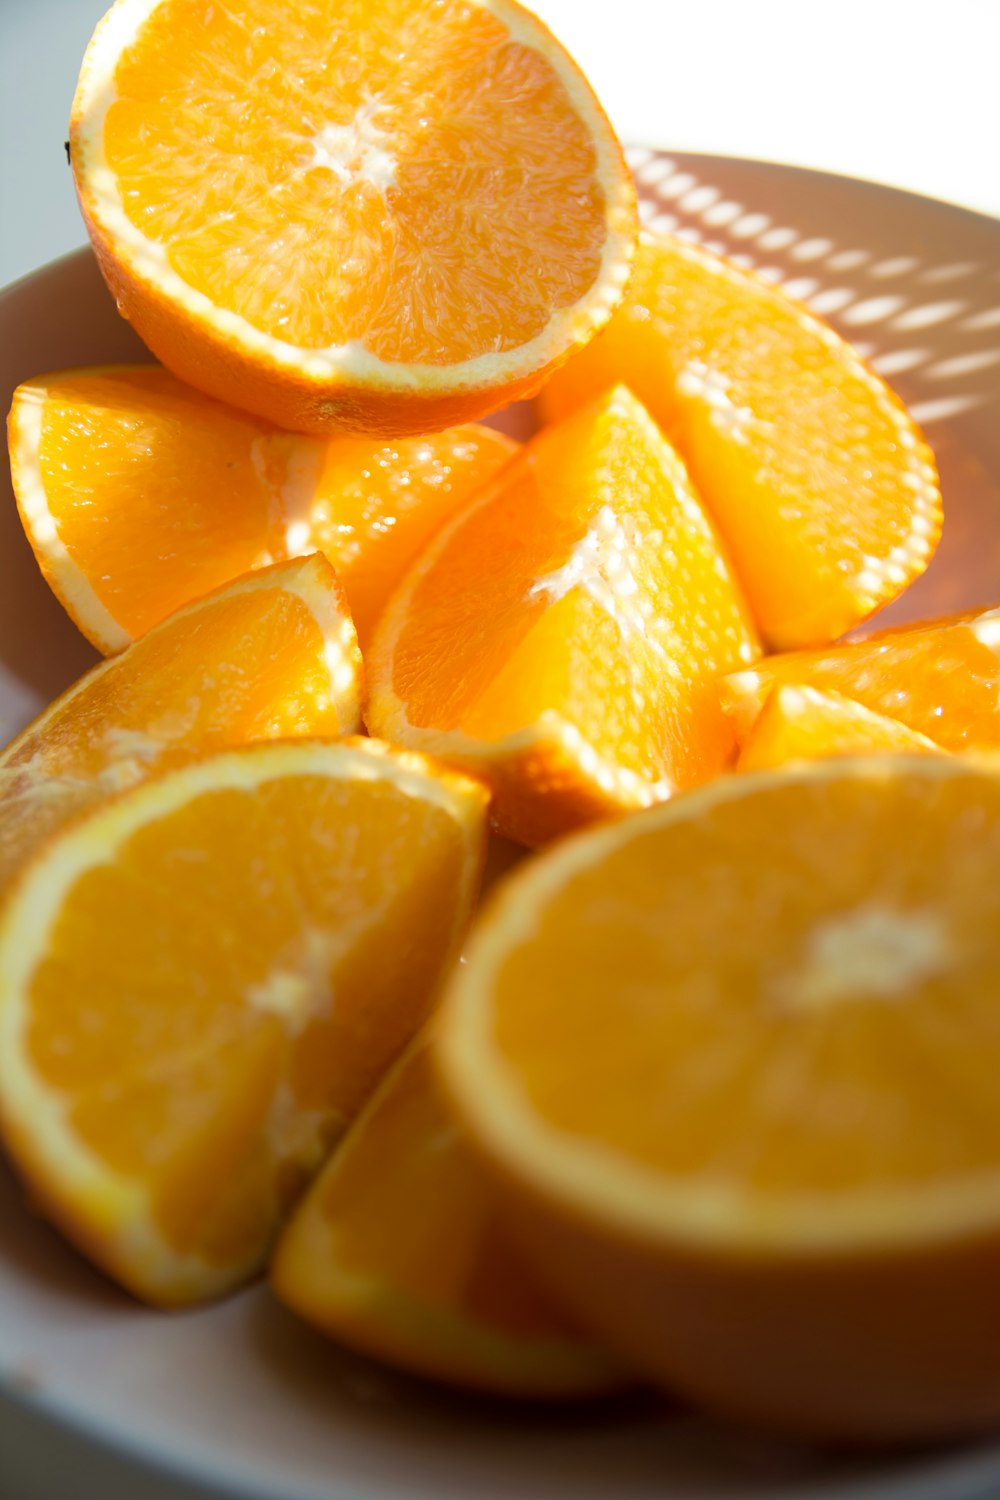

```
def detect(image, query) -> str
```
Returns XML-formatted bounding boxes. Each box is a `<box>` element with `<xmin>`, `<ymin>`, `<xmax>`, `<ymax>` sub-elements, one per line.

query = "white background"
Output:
<box><xmin>0</xmin><ymin>0</ymin><xmax>998</xmax><ymax>289</ymax></box>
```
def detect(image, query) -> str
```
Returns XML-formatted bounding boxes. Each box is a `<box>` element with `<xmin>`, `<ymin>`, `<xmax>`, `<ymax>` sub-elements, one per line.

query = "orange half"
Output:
<box><xmin>437</xmin><ymin>757</ymin><xmax>1000</xmax><ymax>1440</ymax></box>
<box><xmin>70</xmin><ymin>0</ymin><xmax>637</xmax><ymax>435</ymax></box>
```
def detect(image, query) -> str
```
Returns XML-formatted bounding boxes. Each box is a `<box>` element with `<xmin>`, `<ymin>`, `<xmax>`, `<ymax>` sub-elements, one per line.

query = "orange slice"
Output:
<box><xmin>272</xmin><ymin>1029</ymin><xmax>621</xmax><ymax>1397</ymax></box>
<box><xmin>539</xmin><ymin>234</ymin><xmax>942</xmax><ymax>649</ymax></box>
<box><xmin>0</xmin><ymin>738</ymin><xmax>487</xmax><ymax>1305</ymax></box>
<box><xmin>69</xmin><ymin>0</ymin><xmax>637</xmax><ymax>436</ymax></box>
<box><xmin>722</xmin><ymin>605</ymin><xmax>1000</xmax><ymax>752</ymax></box>
<box><xmin>8</xmin><ymin>365</ymin><xmax>516</xmax><ymax>652</ymax></box>
<box><xmin>438</xmin><ymin>758</ymin><xmax>1000</xmax><ymax>1441</ymax></box>
<box><xmin>737</xmin><ymin>684</ymin><xmax>943</xmax><ymax>771</ymax></box>
<box><xmin>366</xmin><ymin>386</ymin><xmax>761</xmax><ymax>846</ymax></box>
<box><xmin>0</xmin><ymin>554</ymin><xmax>361</xmax><ymax>894</ymax></box>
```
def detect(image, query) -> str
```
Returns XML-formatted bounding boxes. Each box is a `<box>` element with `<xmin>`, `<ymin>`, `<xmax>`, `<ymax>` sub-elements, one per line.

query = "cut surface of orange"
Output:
<box><xmin>539</xmin><ymin>234</ymin><xmax>942</xmax><ymax>649</ymax></box>
<box><xmin>0</xmin><ymin>554</ymin><xmax>361</xmax><ymax>894</ymax></box>
<box><xmin>70</xmin><ymin>0</ymin><xmax>637</xmax><ymax>435</ymax></box>
<box><xmin>366</xmin><ymin>386</ymin><xmax>761</xmax><ymax>845</ymax></box>
<box><xmin>438</xmin><ymin>758</ymin><xmax>1000</xmax><ymax>1440</ymax></box>
<box><xmin>8</xmin><ymin>365</ymin><xmax>516</xmax><ymax>652</ymax></box>
<box><xmin>722</xmin><ymin>604</ymin><xmax>1000</xmax><ymax>752</ymax></box>
<box><xmin>737</xmin><ymin>684</ymin><xmax>943</xmax><ymax>771</ymax></box>
<box><xmin>272</xmin><ymin>1030</ymin><xmax>621</xmax><ymax>1396</ymax></box>
<box><xmin>0</xmin><ymin>738</ymin><xmax>487</xmax><ymax>1305</ymax></box>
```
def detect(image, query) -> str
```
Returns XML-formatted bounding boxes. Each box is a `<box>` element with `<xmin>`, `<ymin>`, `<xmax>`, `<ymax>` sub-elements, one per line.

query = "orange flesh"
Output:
<box><xmin>301</xmin><ymin>424</ymin><xmax>516</xmax><ymax>645</ymax></box>
<box><xmin>0</xmin><ymin>557</ymin><xmax>357</xmax><ymax>891</ymax></box>
<box><xmin>722</xmin><ymin>607</ymin><xmax>1000</xmax><ymax>751</ymax></box>
<box><xmin>27</xmin><ymin>367</ymin><xmax>283</xmax><ymax>640</ymax></box>
<box><xmin>104</xmin><ymin>0</ymin><xmax>608</xmax><ymax>362</ymax></box>
<box><xmin>737</xmin><ymin>685</ymin><xmax>943</xmax><ymax>770</ymax></box>
<box><xmin>371</xmin><ymin>387</ymin><xmax>760</xmax><ymax>798</ymax></box>
<box><xmin>485</xmin><ymin>766</ymin><xmax>1000</xmax><ymax>1195</ymax></box>
<box><xmin>22</xmin><ymin>758</ymin><xmax>478</xmax><ymax>1266</ymax></box>
<box><xmin>273</xmin><ymin>1033</ymin><xmax>616</xmax><ymax>1392</ymax></box>
<box><xmin>16</xmin><ymin>366</ymin><xmax>516</xmax><ymax>649</ymax></box>
<box><xmin>539</xmin><ymin>236</ymin><xmax>941</xmax><ymax>648</ymax></box>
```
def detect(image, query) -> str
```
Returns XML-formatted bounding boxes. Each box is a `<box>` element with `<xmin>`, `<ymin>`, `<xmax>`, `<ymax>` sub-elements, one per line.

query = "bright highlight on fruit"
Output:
<box><xmin>8</xmin><ymin>365</ymin><xmax>516</xmax><ymax>652</ymax></box>
<box><xmin>70</xmin><ymin>0</ymin><xmax>637</xmax><ymax>435</ymax></box>
<box><xmin>272</xmin><ymin>1030</ymin><xmax>622</xmax><ymax>1396</ymax></box>
<box><xmin>438</xmin><ymin>757</ymin><xmax>1000</xmax><ymax>1441</ymax></box>
<box><xmin>0</xmin><ymin>738</ymin><xmax>487</xmax><ymax>1305</ymax></box>
<box><xmin>366</xmin><ymin>385</ymin><xmax>761</xmax><ymax>845</ymax></box>
<box><xmin>0</xmin><ymin>555</ymin><xmax>361</xmax><ymax>893</ymax></box>
<box><xmin>540</xmin><ymin>234</ymin><xmax>942</xmax><ymax>649</ymax></box>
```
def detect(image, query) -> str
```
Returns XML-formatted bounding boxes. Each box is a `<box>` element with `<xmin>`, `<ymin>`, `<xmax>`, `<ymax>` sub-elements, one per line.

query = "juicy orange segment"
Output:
<box><xmin>70</xmin><ymin>0</ymin><xmax>637</xmax><ymax>434</ymax></box>
<box><xmin>0</xmin><ymin>738</ymin><xmax>487</xmax><ymax>1305</ymax></box>
<box><xmin>8</xmin><ymin>365</ymin><xmax>516</xmax><ymax>651</ymax></box>
<box><xmin>737</xmin><ymin>684</ymin><xmax>943</xmax><ymax>771</ymax></box>
<box><xmin>294</xmin><ymin>423</ymin><xmax>516</xmax><ymax>648</ymax></box>
<box><xmin>366</xmin><ymin>386</ymin><xmax>761</xmax><ymax>845</ymax></box>
<box><xmin>722</xmin><ymin>605</ymin><xmax>1000</xmax><ymax>751</ymax></box>
<box><xmin>0</xmin><ymin>555</ymin><xmax>361</xmax><ymax>893</ymax></box>
<box><xmin>272</xmin><ymin>1030</ymin><xmax>621</xmax><ymax>1396</ymax></box>
<box><xmin>438</xmin><ymin>758</ymin><xmax>1000</xmax><ymax>1440</ymax></box>
<box><xmin>540</xmin><ymin>234</ymin><xmax>942</xmax><ymax>649</ymax></box>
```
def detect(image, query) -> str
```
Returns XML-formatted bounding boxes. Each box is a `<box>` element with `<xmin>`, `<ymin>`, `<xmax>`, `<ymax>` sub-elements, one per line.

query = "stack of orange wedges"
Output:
<box><xmin>4</xmin><ymin>0</ymin><xmax>1000</xmax><ymax>1450</ymax></box>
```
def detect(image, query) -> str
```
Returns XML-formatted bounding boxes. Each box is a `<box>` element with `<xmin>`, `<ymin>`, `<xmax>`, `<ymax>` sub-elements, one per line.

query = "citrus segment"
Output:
<box><xmin>438</xmin><ymin>758</ymin><xmax>1000</xmax><ymax>1439</ymax></box>
<box><xmin>737</xmin><ymin>684</ymin><xmax>943</xmax><ymax>771</ymax></box>
<box><xmin>0</xmin><ymin>555</ymin><xmax>361</xmax><ymax>894</ymax></box>
<box><xmin>722</xmin><ymin>604</ymin><xmax>1000</xmax><ymax>751</ymax></box>
<box><xmin>8</xmin><ymin>365</ymin><xmax>516</xmax><ymax>651</ymax></box>
<box><xmin>0</xmin><ymin>738</ymin><xmax>487</xmax><ymax>1304</ymax></box>
<box><xmin>288</xmin><ymin>423</ymin><xmax>517</xmax><ymax>647</ymax></box>
<box><xmin>540</xmin><ymin>234</ymin><xmax>942</xmax><ymax>648</ymax></box>
<box><xmin>366</xmin><ymin>386</ymin><xmax>761</xmax><ymax>845</ymax></box>
<box><xmin>272</xmin><ymin>1030</ymin><xmax>621</xmax><ymax>1396</ymax></box>
<box><xmin>70</xmin><ymin>0</ymin><xmax>637</xmax><ymax>434</ymax></box>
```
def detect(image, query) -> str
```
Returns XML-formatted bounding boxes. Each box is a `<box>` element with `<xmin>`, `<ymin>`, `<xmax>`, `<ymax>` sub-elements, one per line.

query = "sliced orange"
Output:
<box><xmin>366</xmin><ymin>386</ymin><xmax>761</xmax><ymax>845</ymax></box>
<box><xmin>722</xmin><ymin>604</ymin><xmax>1000</xmax><ymax>752</ymax></box>
<box><xmin>8</xmin><ymin>365</ymin><xmax>516</xmax><ymax>653</ymax></box>
<box><xmin>70</xmin><ymin>0</ymin><xmax>637</xmax><ymax>436</ymax></box>
<box><xmin>0</xmin><ymin>554</ymin><xmax>361</xmax><ymax>894</ymax></box>
<box><xmin>0</xmin><ymin>738</ymin><xmax>487</xmax><ymax>1305</ymax></box>
<box><xmin>737</xmin><ymin>684</ymin><xmax>943</xmax><ymax>771</ymax></box>
<box><xmin>272</xmin><ymin>1029</ymin><xmax>621</xmax><ymax>1397</ymax></box>
<box><xmin>438</xmin><ymin>758</ymin><xmax>1000</xmax><ymax>1441</ymax></box>
<box><xmin>539</xmin><ymin>234</ymin><xmax>942</xmax><ymax>649</ymax></box>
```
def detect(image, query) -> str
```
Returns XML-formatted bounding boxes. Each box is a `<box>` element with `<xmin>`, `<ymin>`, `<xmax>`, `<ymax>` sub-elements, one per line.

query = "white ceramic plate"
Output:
<box><xmin>2</xmin><ymin>152</ymin><xmax>1000</xmax><ymax>1500</ymax></box>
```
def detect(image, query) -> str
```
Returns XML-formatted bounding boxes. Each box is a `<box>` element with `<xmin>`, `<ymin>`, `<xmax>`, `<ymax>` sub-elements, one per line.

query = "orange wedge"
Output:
<box><xmin>722</xmin><ymin>605</ymin><xmax>1000</xmax><ymax>752</ymax></box>
<box><xmin>0</xmin><ymin>554</ymin><xmax>361</xmax><ymax>894</ymax></box>
<box><xmin>70</xmin><ymin>0</ymin><xmax>637</xmax><ymax>436</ymax></box>
<box><xmin>272</xmin><ymin>1030</ymin><xmax>621</xmax><ymax>1397</ymax></box>
<box><xmin>0</xmin><ymin>738</ymin><xmax>487</xmax><ymax>1305</ymax></box>
<box><xmin>438</xmin><ymin>757</ymin><xmax>1000</xmax><ymax>1441</ymax></box>
<box><xmin>737</xmin><ymin>684</ymin><xmax>943</xmax><ymax>771</ymax></box>
<box><xmin>366</xmin><ymin>386</ymin><xmax>761</xmax><ymax>845</ymax></box>
<box><xmin>540</xmin><ymin>234</ymin><xmax>942</xmax><ymax>649</ymax></box>
<box><xmin>8</xmin><ymin>365</ymin><xmax>516</xmax><ymax>652</ymax></box>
